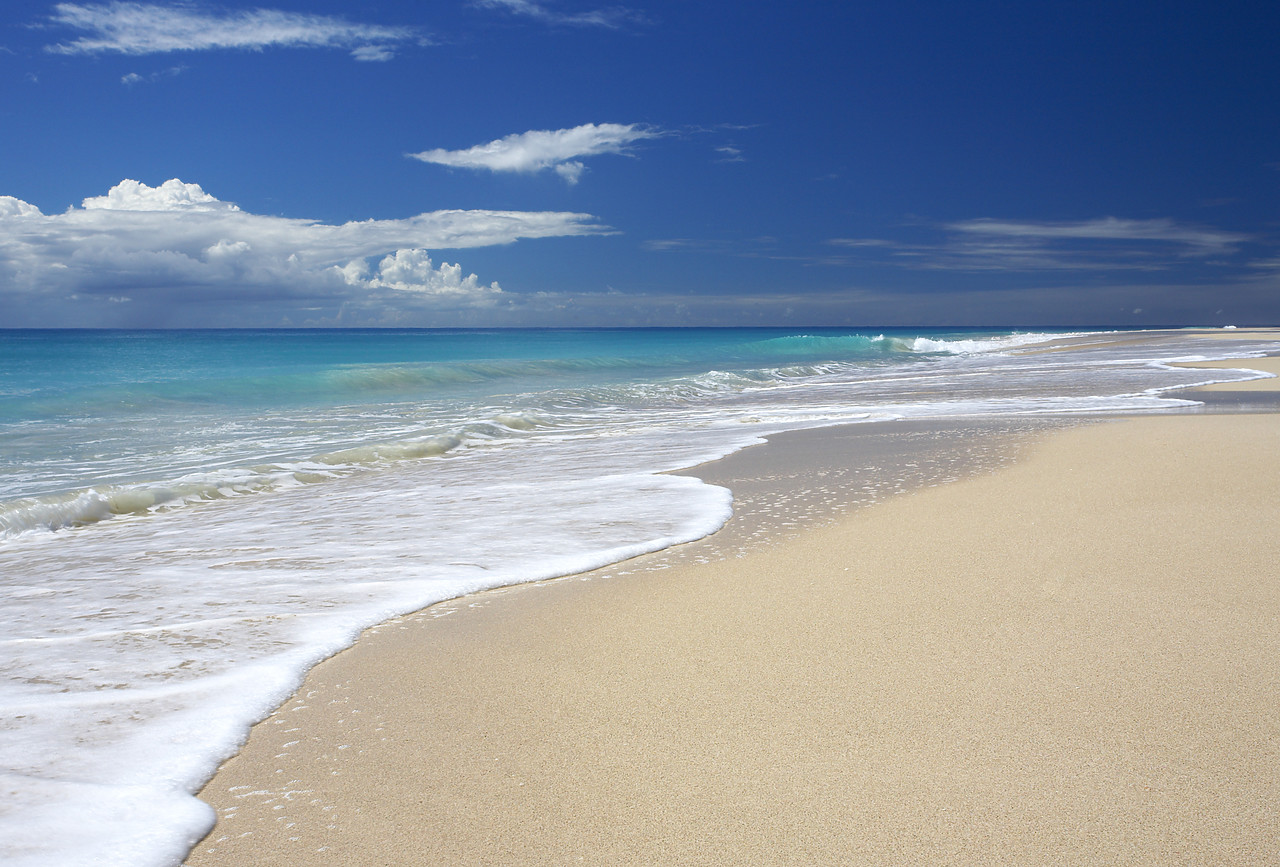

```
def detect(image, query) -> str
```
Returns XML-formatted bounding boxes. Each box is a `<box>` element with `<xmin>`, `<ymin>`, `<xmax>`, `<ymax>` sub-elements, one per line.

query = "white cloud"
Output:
<box><xmin>825</xmin><ymin>238</ymin><xmax>896</xmax><ymax>248</ymax></box>
<box><xmin>553</xmin><ymin>161</ymin><xmax>586</xmax><ymax>184</ymax></box>
<box><xmin>0</xmin><ymin>179</ymin><xmax>606</xmax><ymax>324</ymax></box>
<box><xmin>47</xmin><ymin>2</ymin><xmax>420</xmax><ymax>61</ymax></box>
<box><xmin>471</xmin><ymin>0</ymin><xmax>643</xmax><ymax>29</ymax></box>
<box><xmin>0</xmin><ymin>197</ymin><xmax>42</xmax><ymax>219</ymax></box>
<box><xmin>409</xmin><ymin>122</ymin><xmax>659</xmax><ymax>182</ymax></box>
<box><xmin>341</xmin><ymin>249</ymin><xmax>502</xmax><ymax>297</ymax></box>
<box><xmin>641</xmin><ymin>238</ymin><xmax>738</xmax><ymax>254</ymax></box>
<box><xmin>121</xmin><ymin>65</ymin><xmax>186</xmax><ymax>85</ymax></box>
<box><xmin>947</xmin><ymin>217</ymin><xmax>1249</xmax><ymax>258</ymax></box>
<box><xmin>818</xmin><ymin>217</ymin><xmax>1253</xmax><ymax>273</ymax></box>
<box><xmin>82</xmin><ymin>177</ymin><xmax>228</xmax><ymax>210</ymax></box>
<box><xmin>350</xmin><ymin>44</ymin><xmax>395</xmax><ymax>62</ymax></box>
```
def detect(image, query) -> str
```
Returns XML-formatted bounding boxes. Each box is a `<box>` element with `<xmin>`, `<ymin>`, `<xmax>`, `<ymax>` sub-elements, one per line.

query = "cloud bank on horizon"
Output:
<box><xmin>6</xmin><ymin>177</ymin><xmax>1265</xmax><ymax>328</ymax></box>
<box><xmin>0</xmin><ymin>179</ymin><xmax>607</xmax><ymax>326</ymax></box>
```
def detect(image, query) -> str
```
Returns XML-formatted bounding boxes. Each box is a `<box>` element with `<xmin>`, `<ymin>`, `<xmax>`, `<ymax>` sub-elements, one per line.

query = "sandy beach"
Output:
<box><xmin>187</xmin><ymin>358</ymin><xmax>1280</xmax><ymax>865</ymax></box>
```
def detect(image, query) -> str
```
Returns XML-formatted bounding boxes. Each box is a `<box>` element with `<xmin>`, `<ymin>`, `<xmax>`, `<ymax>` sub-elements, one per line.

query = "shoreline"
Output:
<box><xmin>187</xmin><ymin>356</ymin><xmax>1280</xmax><ymax>865</ymax></box>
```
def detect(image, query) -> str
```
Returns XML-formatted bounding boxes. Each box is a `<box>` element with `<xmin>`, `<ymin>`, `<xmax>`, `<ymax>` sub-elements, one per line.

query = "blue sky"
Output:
<box><xmin>2</xmin><ymin>0</ymin><xmax>1278</xmax><ymax>327</ymax></box>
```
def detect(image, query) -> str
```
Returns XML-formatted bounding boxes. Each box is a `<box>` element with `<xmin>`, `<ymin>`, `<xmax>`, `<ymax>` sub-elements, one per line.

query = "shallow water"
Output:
<box><xmin>0</xmin><ymin>326</ymin><xmax>1275</xmax><ymax>866</ymax></box>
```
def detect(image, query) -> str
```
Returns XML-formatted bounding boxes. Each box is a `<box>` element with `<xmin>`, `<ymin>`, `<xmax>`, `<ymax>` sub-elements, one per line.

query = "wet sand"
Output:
<box><xmin>187</xmin><ymin>365</ymin><xmax>1280</xmax><ymax>865</ymax></box>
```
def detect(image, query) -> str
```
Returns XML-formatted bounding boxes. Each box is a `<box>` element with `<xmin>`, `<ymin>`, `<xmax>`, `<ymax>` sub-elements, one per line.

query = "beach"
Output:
<box><xmin>187</xmin><ymin>354</ymin><xmax>1280</xmax><ymax>865</ymax></box>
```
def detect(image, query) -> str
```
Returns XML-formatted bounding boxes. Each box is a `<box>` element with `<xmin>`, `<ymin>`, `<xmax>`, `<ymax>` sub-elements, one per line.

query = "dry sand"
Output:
<box><xmin>187</xmin><ymin>374</ymin><xmax>1280</xmax><ymax>865</ymax></box>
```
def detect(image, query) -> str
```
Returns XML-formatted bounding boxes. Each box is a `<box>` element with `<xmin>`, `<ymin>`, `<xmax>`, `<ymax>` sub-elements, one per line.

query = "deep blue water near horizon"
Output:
<box><xmin>1</xmin><ymin>325</ymin><xmax>1277</xmax><ymax>867</ymax></box>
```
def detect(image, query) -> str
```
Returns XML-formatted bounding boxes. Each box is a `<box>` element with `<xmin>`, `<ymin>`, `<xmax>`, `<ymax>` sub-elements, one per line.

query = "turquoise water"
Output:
<box><xmin>0</xmin><ymin>327</ymin><xmax>1012</xmax><ymax>419</ymax></box>
<box><xmin>0</xmin><ymin>327</ymin><xmax>1051</xmax><ymax>518</ymax></box>
<box><xmin>0</xmin><ymin>326</ymin><xmax>1276</xmax><ymax>867</ymax></box>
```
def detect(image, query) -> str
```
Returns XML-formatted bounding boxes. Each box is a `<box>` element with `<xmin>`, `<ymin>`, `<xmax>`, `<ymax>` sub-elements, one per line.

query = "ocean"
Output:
<box><xmin>1</xmin><ymin>326</ymin><xmax>1276</xmax><ymax>866</ymax></box>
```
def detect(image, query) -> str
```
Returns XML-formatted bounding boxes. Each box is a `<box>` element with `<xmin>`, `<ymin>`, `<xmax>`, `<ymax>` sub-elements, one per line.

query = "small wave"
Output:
<box><xmin>0</xmin><ymin>410</ymin><xmax>570</xmax><ymax>538</ymax></box>
<box><xmin>315</xmin><ymin>434</ymin><xmax>464</xmax><ymax>466</ymax></box>
<box><xmin>910</xmin><ymin>332</ymin><xmax>1077</xmax><ymax>355</ymax></box>
<box><xmin>492</xmin><ymin>413</ymin><xmax>541</xmax><ymax>431</ymax></box>
<box><xmin>743</xmin><ymin>333</ymin><xmax>917</xmax><ymax>357</ymax></box>
<box><xmin>0</xmin><ymin>471</ymin><xmax>301</xmax><ymax>538</ymax></box>
<box><xmin>319</xmin><ymin>356</ymin><xmax>654</xmax><ymax>395</ymax></box>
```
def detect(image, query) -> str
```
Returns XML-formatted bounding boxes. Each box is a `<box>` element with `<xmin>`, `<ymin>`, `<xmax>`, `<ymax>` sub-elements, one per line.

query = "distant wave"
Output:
<box><xmin>910</xmin><ymin>332</ymin><xmax>1078</xmax><ymax>355</ymax></box>
<box><xmin>743</xmin><ymin>331</ymin><xmax>1075</xmax><ymax>359</ymax></box>
<box><xmin>0</xmin><ymin>414</ymin><xmax>565</xmax><ymax>538</ymax></box>
<box><xmin>739</xmin><ymin>333</ymin><xmax>917</xmax><ymax>356</ymax></box>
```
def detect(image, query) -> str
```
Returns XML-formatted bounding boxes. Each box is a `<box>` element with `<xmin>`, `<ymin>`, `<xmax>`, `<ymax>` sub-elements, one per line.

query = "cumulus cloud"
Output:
<box><xmin>339</xmin><ymin>249</ymin><xmax>502</xmax><ymax>297</ymax></box>
<box><xmin>46</xmin><ymin>2</ymin><xmax>421</xmax><ymax>61</ymax></box>
<box><xmin>409</xmin><ymin>123</ymin><xmax>659</xmax><ymax>184</ymax></box>
<box><xmin>0</xmin><ymin>179</ymin><xmax>606</xmax><ymax>325</ymax></box>
<box><xmin>471</xmin><ymin>0</ymin><xmax>644</xmax><ymax>29</ymax></box>
<box><xmin>81</xmin><ymin>177</ymin><xmax>226</xmax><ymax>210</ymax></box>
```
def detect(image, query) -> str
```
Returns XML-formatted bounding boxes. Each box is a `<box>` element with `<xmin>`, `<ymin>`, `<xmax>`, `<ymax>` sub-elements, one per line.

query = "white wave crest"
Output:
<box><xmin>911</xmin><ymin>332</ymin><xmax>1081</xmax><ymax>355</ymax></box>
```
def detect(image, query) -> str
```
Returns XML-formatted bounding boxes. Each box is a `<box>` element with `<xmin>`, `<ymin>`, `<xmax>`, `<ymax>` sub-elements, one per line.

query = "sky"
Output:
<box><xmin>2</xmin><ymin>0</ymin><xmax>1279</xmax><ymax>328</ymax></box>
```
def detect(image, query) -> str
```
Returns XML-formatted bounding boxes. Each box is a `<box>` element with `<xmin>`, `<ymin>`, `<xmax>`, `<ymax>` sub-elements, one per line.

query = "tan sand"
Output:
<box><xmin>1179</xmin><ymin>356</ymin><xmax>1280</xmax><ymax>391</ymax></box>
<box><xmin>186</xmin><ymin>400</ymin><xmax>1280</xmax><ymax>866</ymax></box>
